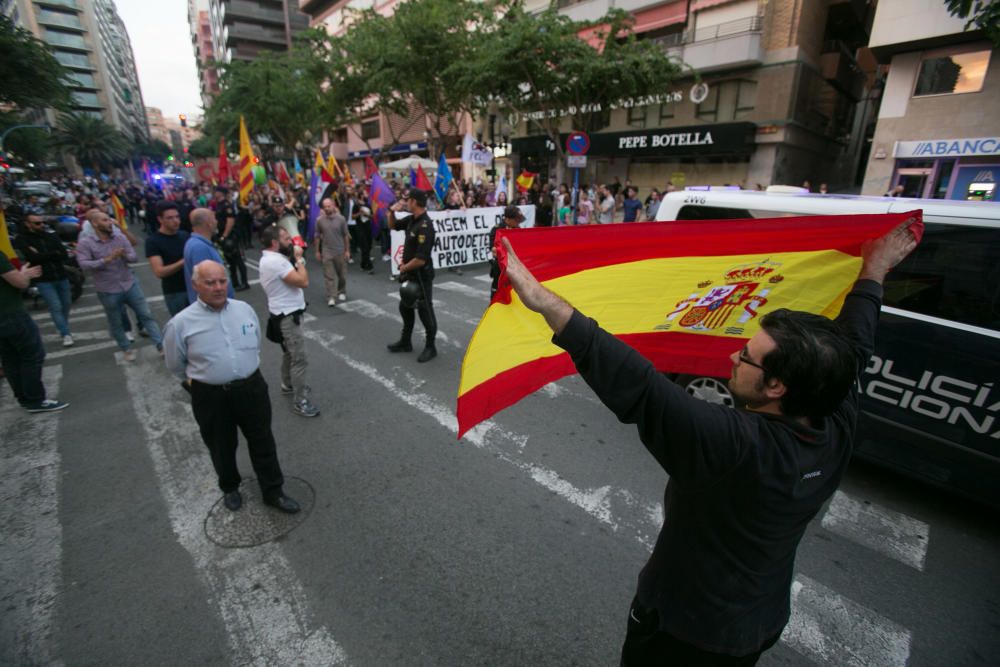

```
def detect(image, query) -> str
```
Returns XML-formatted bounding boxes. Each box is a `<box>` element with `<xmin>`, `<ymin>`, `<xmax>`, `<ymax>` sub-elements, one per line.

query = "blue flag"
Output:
<box><xmin>409</xmin><ymin>167</ymin><xmax>417</xmax><ymax>187</ymax></box>
<box><xmin>433</xmin><ymin>152</ymin><xmax>452</xmax><ymax>204</ymax></box>
<box><xmin>306</xmin><ymin>170</ymin><xmax>320</xmax><ymax>242</ymax></box>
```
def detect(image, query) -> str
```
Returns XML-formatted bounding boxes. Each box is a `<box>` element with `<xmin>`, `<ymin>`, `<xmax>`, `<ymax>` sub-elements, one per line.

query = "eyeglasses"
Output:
<box><xmin>737</xmin><ymin>346</ymin><xmax>767</xmax><ymax>372</ymax></box>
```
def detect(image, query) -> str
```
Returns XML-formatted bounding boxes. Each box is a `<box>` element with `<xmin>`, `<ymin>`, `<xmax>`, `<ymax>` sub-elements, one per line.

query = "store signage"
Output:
<box><xmin>894</xmin><ymin>137</ymin><xmax>1000</xmax><ymax>158</ymax></box>
<box><xmin>512</xmin><ymin>123</ymin><xmax>755</xmax><ymax>158</ymax></box>
<box><xmin>521</xmin><ymin>91</ymin><xmax>684</xmax><ymax>121</ymax></box>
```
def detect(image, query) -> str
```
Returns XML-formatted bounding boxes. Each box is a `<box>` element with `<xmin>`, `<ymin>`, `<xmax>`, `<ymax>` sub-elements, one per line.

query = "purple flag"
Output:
<box><xmin>369</xmin><ymin>172</ymin><xmax>396</xmax><ymax>232</ymax></box>
<box><xmin>306</xmin><ymin>170</ymin><xmax>320</xmax><ymax>242</ymax></box>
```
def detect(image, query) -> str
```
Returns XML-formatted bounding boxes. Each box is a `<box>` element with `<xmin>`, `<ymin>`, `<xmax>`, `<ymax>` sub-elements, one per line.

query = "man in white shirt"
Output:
<box><xmin>258</xmin><ymin>225</ymin><xmax>319</xmax><ymax>418</ymax></box>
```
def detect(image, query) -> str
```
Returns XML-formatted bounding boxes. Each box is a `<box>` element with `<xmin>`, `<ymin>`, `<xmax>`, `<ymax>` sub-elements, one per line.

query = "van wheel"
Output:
<box><xmin>676</xmin><ymin>375</ymin><xmax>735</xmax><ymax>408</ymax></box>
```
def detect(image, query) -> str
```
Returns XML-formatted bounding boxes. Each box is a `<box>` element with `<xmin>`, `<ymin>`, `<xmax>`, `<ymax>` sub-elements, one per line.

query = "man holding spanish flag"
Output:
<box><xmin>499</xmin><ymin>219</ymin><xmax>920</xmax><ymax>665</ymax></box>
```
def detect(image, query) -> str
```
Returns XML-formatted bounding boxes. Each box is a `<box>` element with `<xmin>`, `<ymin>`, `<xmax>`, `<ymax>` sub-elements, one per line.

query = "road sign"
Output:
<box><xmin>567</xmin><ymin>155</ymin><xmax>587</xmax><ymax>168</ymax></box>
<box><xmin>566</xmin><ymin>131</ymin><xmax>590</xmax><ymax>156</ymax></box>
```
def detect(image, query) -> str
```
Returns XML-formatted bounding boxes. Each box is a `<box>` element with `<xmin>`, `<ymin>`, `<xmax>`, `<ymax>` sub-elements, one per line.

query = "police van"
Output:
<box><xmin>654</xmin><ymin>188</ymin><xmax>1000</xmax><ymax>508</ymax></box>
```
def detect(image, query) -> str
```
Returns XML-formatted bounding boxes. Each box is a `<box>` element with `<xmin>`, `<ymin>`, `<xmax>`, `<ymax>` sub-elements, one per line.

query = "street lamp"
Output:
<box><xmin>0</xmin><ymin>124</ymin><xmax>51</xmax><ymax>155</ymax></box>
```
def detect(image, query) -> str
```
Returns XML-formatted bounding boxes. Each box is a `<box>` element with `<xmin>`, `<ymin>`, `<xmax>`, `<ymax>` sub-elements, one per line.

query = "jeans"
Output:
<box><xmin>97</xmin><ymin>282</ymin><xmax>163</xmax><ymax>351</ymax></box>
<box><xmin>0</xmin><ymin>311</ymin><xmax>47</xmax><ymax>406</ymax></box>
<box><xmin>163</xmin><ymin>291</ymin><xmax>190</xmax><ymax>318</ymax></box>
<box><xmin>35</xmin><ymin>279</ymin><xmax>72</xmax><ymax>337</ymax></box>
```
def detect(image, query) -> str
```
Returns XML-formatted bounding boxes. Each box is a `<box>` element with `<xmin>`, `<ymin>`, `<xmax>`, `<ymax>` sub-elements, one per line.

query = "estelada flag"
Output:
<box><xmin>110</xmin><ymin>192</ymin><xmax>128</xmax><ymax>229</ymax></box>
<box><xmin>516</xmin><ymin>170</ymin><xmax>537</xmax><ymax>193</ymax></box>
<box><xmin>238</xmin><ymin>115</ymin><xmax>254</xmax><ymax>206</ymax></box>
<box><xmin>456</xmin><ymin>211</ymin><xmax>923</xmax><ymax>438</ymax></box>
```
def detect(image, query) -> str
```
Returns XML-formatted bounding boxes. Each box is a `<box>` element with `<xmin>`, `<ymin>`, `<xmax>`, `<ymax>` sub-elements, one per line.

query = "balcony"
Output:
<box><xmin>652</xmin><ymin>16</ymin><xmax>763</xmax><ymax>73</ymax></box>
<box><xmin>36</xmin><ymin>9</ymin><xmax>84</xmax><ymax>31</ymax></box>
<box><xmin>44</xmin><ymin>28</ymin><xmax>89</xmax><ymax>51</ymax></box>
<box><xmin>35</xmin><ymin>0</ymin><xmax>79</xmax><ymax>10</ymax></box>
<box><xmin>224</xmin><ymin>0</ymin><xmax>287</xmax><ymax>26</ymax></box>
<box><xmin>226</xmin><ymin>22</ymin><xmax>287</xmax><ymax>47</ymax></box>
<box><xmin>820</xmin><ymin>40</ymin><xmax>867</xmax><ymax>101</ymax></box>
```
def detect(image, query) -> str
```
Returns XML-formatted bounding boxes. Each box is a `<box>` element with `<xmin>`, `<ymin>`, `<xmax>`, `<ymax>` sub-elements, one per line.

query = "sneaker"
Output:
<box><xmin>280</xmin><ymin>383</ymin><xmax>294</xmax><ymax>395</ymax></box>
<box><xmin>125</xmin><ymin>332</ymin><xmax>135</xmax><ymax>343</ymax></box>
<box><xmin>348</xmin><ymin>258</ymin><xmax>354</xmax><ymax>264</ymax></box>
<box><xmin>123</xmin><ymin>349</ymin><xmax>137</xmax><ymax>362</ymax></box>
<box><xmin>337</xmin><ymin>293</ymin><xmax>347</xmax><ymax>302</ymax></box>
<box><xmin>293</xmin><ymin>398</ymin><xmax>320</xmax><ymax>418</ymax></box>
<box><xmin>327</xmin><ymin>298</ymin><xmax>336</xmax><ymax>307</ymax></box>
<box><xmin>62</xmin><ymin>335</ymin><xmax>74</xmax><ymax>347</ymax></box>
<box><xmin>382</xmin><ymin>254</ymin><xmax>390</xmax><ymax>262</ymax></box>
<box><xmin>24</xmin><ymin>399</ymin><xmax>69</xmax><ymax>414</ymax></box>
<box><xmin>139</xmin><ymin>329</ymin><xmax>151</xmax><ymax>338</ymax></box>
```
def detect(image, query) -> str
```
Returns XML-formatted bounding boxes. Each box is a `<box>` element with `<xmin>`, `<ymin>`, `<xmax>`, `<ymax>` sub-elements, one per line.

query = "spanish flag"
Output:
<box><xmin>238</xmin><ymin>115</ymin><xmax>254</xmax><ymax>206</ymax></box>
<box><xmin>110</xmin><ymin>192</ymin><xmax>128</xmax><ymax>229</ymax></box>
<box><xmin>515</xmin><ymin>170</ymin><xmax>537</xmax><ymax>193</ymax></box>
<box><xmin>456</xmin><ymin>211</ymin><xmax>921</xmax><ymax>438</ymax></box>
<box><xmin>315</xmin><ymin>149</ymin><xmax>333</xmax><ymax>183</ymax></box>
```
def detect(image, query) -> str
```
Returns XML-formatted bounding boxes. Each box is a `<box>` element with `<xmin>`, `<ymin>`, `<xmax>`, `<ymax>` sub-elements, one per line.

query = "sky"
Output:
<box><xmin>115</xmin><ymin>0</ymin><xmax>203</xmax><ymax>121</ymax></box>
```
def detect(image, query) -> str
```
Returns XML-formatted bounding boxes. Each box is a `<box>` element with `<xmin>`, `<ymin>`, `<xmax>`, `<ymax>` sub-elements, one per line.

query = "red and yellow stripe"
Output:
<box><xmin>110</xmin><ymin>192</ymin><xmax>127</xmax><ymax>229</ymax></box>
<box><xmin>456</xmin><ymin>211</ymin><xmax>920</xmax><ymax>438</ymax></box>
<box><xmin>238</xmin><ymin>116</ymin><xmax>254</xmax><ymax>206</ymax></box>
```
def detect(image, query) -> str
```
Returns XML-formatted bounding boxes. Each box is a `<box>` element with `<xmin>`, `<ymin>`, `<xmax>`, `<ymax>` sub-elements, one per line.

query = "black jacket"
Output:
<box><xmin>15</xmin><ymin>228</ymin><xmax>67</xmax><ymax>283</ymax></box>
<box><xmin>552</xmin><ymin>280</ymin><xmax>882</xmax><ymax>655</ymax></box>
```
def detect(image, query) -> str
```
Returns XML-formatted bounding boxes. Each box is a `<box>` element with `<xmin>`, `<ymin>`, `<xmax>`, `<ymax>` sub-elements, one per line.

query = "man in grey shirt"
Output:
<box><xmin>314</xmin><ymin>197</ymin><xmax>350</xmax><ymax>306</ymax></box>
<box><xmin>163</xmin><ymin>260</ymin><xmax>300</xmax><ymax>514</ymax></box>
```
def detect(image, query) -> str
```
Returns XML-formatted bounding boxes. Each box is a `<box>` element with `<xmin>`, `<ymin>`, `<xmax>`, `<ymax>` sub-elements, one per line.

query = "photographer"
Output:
<box><xmin>386</xmin><ymin>189</ymin><xmax>437</xmax><ymax>363</ymax></box>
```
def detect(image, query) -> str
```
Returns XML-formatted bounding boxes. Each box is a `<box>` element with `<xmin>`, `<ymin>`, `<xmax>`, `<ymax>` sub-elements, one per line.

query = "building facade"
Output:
<box><xmin>188</xmin><ymin>0</ymin><xmax>220</xmax><ymax>108</ymax></box>
<box><xmin>5</xmin><ymin>0</ymin><xmax>148</xmax><ymax>143</ymax></box>
<box><xmin>206</xmin><ymin>0</ymin><xmax>309</xmax><ymax>65</ymax></box>
<box><xmin>512</xmin><ymin>0</ymin><xmax>879</xmax><ymax>194</ymax></box>
<box><xmin>861</xmin><ymin>0</ymin><xmax>998</xmax><ymax>201</ymax></box>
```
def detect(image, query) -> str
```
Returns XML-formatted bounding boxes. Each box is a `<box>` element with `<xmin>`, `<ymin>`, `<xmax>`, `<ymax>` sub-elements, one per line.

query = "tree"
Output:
<box><xmin>467</xmin><ymin>4</ymin><xmax>686</xmax><ymax>181</ymax></box>
<box><xmin>187</xmin><ymin>134</ymin><xmax>219</xmax><ymax>159</ymax></box>
<box><xmin>50</xmin><ymin>113</ymin><xmax>130</xmax><ymax>174</ymax></box>
<box><xmin>945</xmin><ymin>0</ymin><xmax>1000</xmax><ymax>46</ymax></box>
<box><xmin>0</xmin><ymin>112</ymin><xmax>52</xmax><ymax>165</ymax></box>
<box><xmin>131</xmin><ymin>138</ymin><xmax>172</xmax><ymax>164</ymax></box>
<box><xmin>0</xmin><ymin>15</ymin><xmax>73</xmax><ymax>111</ymax></box>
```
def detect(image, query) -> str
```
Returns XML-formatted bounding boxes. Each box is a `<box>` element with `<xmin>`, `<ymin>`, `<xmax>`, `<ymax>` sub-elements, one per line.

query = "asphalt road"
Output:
<box><xmin>1</xmin><ymin>240</ymin><xmax>997</xmax><ymax>666</ymax></box>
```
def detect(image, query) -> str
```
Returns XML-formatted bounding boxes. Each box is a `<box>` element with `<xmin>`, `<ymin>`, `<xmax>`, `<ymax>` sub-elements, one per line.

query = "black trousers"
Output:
<box><xmin>354</xmin><ymin>221</ymin><xmax>373</xmax><ymax>270</ymax></box>
<box><xmin>0</xmin><ymin>311</ymin><xmax>46</xmax><ymax>406</ymax></box>
<box><xmin>190</xmin><ymin>370</ymin><xmax>285</xmax><ymax>500</ymax></box>
<box><xmin>224</xmin><ymin>251</ymin><xmax>248</xmax><ymax>289</ymax></box>
<box><xmin>620</xmin><ymin>598</ymin><xmax>778</xmax><ymax>667</ymax></box>
<box><xmin>399</xmin><ymin>272</ymin><xmax>436</xmax><ymax>345</ymax></box>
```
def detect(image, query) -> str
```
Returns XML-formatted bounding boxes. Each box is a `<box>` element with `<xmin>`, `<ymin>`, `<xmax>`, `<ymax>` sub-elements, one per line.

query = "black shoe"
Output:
<box><xmin>264</xmin><ymin>494</ymin><xmax>301</xmax><ymax>514</ymax></box>
<box><xmin>417</xmin><ymin>345</ymin><xmax>437</xmax><ymax>363</ymax></box>
<box><xmin>223</xmin><ymin>490</ymin><xmax>242</xmax><ymax>511</ymax></box>
<box><xmin>387</xmin><ymin>340</ymin><xmax>413</xmax><ymax>353</ymax></box>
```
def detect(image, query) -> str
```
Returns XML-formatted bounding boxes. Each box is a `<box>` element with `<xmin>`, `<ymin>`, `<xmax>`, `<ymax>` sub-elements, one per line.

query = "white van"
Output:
<box><xmin>655</xmin><ymin>188</ymin><xmax>1000</xmax><ymax>508</ymax></box>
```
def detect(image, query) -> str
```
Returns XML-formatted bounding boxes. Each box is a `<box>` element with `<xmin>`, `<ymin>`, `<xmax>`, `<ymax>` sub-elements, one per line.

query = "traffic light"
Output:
<box><xmin>179</xmin><ymin>114</ymin><xmax>187</xmax><ymax>128</ymax></box>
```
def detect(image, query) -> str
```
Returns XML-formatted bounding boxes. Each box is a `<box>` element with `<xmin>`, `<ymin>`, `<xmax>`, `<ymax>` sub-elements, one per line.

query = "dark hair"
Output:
<box><xmin>759</xmin><ymin>309</ymin><xmax>857</xmax><ymax>420</ymax></box>
<box><xmin>155</xmin><ymin>200</ymin><xmax>179</xmax><ymax>218</ymax></box>
<box><xmin>407</xmin><ymin>189</ymin><xmax>428</xmax><ymax>207</ymax></box>
<box><xmin>259</xmin><ymin>224</ymin><xmax>282</xmax><ymax>248</ymax></box>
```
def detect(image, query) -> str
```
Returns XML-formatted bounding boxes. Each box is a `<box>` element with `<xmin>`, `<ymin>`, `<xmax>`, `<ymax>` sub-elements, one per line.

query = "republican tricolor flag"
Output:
<box><xmin>456</xmin><ymin>211</ymin><xmax>922</xmax><ymax>438</ymax></box>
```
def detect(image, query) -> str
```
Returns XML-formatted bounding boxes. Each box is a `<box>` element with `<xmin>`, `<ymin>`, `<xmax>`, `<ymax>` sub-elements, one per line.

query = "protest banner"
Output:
<box><xmin>390</xmin><ymin>205</ymin><xmax>535</xmax><ymax>275</ymax></box>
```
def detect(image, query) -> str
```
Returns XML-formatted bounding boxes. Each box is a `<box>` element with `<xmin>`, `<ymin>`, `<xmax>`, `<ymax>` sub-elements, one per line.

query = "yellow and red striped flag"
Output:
<box><xmin>110</xmin><ymin>192</ymin><xmax>128</xmax><ymax>229</ymax></box>
<box><xmin>238</xmin><ymin>115</ymin><xmax>254</xmax><ymax>206</ymax></box>
<box><xmin>456</xmin><ymin>211</ymin><xmax>922</xmax><ymax>438</ymax></box>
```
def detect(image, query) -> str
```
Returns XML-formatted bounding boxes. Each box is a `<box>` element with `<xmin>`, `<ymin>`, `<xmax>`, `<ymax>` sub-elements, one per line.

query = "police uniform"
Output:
<box><xmin>390</xmin><ymin>210</ymin><xmax>437</xmax><ymax>358</ymax></box>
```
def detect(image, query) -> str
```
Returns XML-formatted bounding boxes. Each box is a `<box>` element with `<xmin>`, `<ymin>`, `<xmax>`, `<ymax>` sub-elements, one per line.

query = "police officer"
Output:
<box><xmin>386</xmin><ymin>189</ymin><xmax>437</xmax><ymax>362</ymax></box>
<box><xmin>489</xmin><ymin>205</ymin><xmax>525</xmax><ymax>299</ymax></box>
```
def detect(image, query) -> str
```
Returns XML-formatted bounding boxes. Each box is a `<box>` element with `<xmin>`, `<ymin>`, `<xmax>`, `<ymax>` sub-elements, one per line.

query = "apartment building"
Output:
<box><xmin>513</xmin><ymin>0</ymin><xmax>879</xmax><ymax>193</ymax></box>
<box><xmin>206</xmin><ymin>0</ymin><xmax>309</xmax><ymax>65</ymax></box>
<box><xmin>5</xmin><ymin>0</ymin><xmax>149</xmax><ymax>143</ymax></box>
<box><xmin>188</xmin><ymin>0</ymin><xmax>220</xmax><ymax>108</ymax></box>
<box><xmin>861</xmin><ymin>0</ymin><xmax>998</xmax><ymax>200</ymax></box>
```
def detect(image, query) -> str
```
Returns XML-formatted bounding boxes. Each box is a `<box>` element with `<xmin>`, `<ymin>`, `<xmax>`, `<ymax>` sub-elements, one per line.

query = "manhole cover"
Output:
<box><xmin>204</xmin><ymin>476</ymin><xmax>314</xmax><ymax>548</ymax></box>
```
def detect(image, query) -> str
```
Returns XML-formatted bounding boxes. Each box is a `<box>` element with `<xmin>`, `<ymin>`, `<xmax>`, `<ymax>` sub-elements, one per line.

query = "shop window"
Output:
<box><xmin>659</xmin><ymin>103</ymin><xmax>675</xmax><ymax>122</ymax></box>
<box><xmin>882</xmin><ymin>223</ymin><xmax>1000</xmax><ymax>329</ymax></box>
<box><xmin>914</xmin><ymin>49</ymin><xmax>990</xmax><ymax>96</ymax></box>
<box><xmin>696</xmin><ymin>85</ymin><xmax>719</xmax><ymax>122</ymax></box>
<box><xmin>627</xmin><ymin>105</ymin><xmax>647</xmax><ymax>129</ymax></box>
<box><xmin>361</xmin><ymin>119</ymin><xmax>380</xmax><ymax>140</ymax></box>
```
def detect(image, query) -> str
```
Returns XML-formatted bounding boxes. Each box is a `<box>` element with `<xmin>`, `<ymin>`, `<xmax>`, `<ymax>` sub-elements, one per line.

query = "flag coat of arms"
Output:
<box><xmin>462</xmin><ymin>133</ymin><xmax>493</xmax><ymax>166</ymax></box>
<box><xmin>456</xmin><ymin>211</ymin><xmax>922</xmax><ymax>438</ymax></box>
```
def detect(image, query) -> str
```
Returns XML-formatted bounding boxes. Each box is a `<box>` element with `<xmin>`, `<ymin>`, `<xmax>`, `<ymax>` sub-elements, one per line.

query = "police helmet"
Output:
<box><xmin>399</xmin><ymin>279</ymin><xmax>422</xmax><ymax>307</ymax></box>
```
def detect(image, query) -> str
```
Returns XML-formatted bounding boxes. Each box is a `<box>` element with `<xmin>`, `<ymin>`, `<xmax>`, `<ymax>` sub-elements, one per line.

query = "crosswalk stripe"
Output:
<box><xmin>821</xmin><ymin>490</ymin><xmax>929</xmax><ymax>571</ymax></box>
<box><xmin>384</xmin><ymin>292</ymin><xmax>481</xmax><ymax>327</ymax></box>
<box><xmin>119</xmin><ymin>351</ymin><xmax>349</xmax><ymax>665</ymax></box>
<box><xmin>45</xmin><ymin>340</ymin><xmax>120</xmax><ymax>360</ymax></box>
<box><xmin>782</xmin><ymin>574</ymin><xmax>911</xmax><ymax>666</ymax></box>
<box><xmin>473</xmin><ymin>275</ymin><xmax>492</xmax><ymax>283</ymax></box>
<box><xmin>42</xmin><ymin>330</ymin><xmax>108</xmax><ymax>344</ymax></box>
<box><xmin>0</xmin><ymin>367</ymin><xmax>64</xmax><ymax>666</ymax></box>
<box><xmin>436</xmin><ymin>280</ymin><xmax>489</xmax><ymax>299</ymax></box>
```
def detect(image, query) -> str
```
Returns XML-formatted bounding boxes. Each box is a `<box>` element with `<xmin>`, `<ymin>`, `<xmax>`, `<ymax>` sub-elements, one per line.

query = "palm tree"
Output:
<box><xmin>51</xmin><ymin>113</ymin><xmax>130</xmax><ymax>174</ymax></box>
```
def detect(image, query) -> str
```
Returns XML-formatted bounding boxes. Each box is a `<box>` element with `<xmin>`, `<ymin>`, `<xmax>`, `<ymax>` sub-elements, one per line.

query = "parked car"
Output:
<box><xmin>655</xmin><ymin>187</ymin><xmax>1000</xmax><ymax>508</ymax></box>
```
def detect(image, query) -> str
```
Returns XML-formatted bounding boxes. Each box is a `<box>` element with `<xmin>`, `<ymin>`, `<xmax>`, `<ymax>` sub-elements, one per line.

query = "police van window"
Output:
<box><xmin>882</xmin><ymin>223</ymin><xmax>1000</xmax><ymax>330</ymax></box>
<box><xmin>676</xmin><ymin>205</ymin><xmax>753</xmax><ymax>220</ymax></box>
